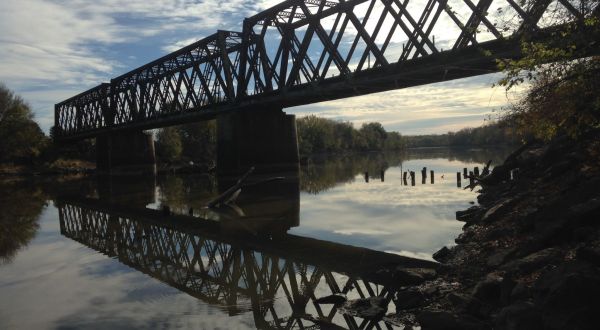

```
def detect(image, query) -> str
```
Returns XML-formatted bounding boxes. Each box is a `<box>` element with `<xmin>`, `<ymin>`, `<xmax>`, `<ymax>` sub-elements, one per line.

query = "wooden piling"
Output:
<box><xmin>469</xmin><ymin>171</ymin><xmax>474</xmax><ymax>186</ymax></box>
<box><xmin>430</xmin><ymin>170</ymin><xmax>434</xmax><ymax>184</ymax></box>
<box><xmin>381</xmin><ymin>170</ymin><xmax>385</xmax><ymax>182</ymax></box>
<box><xmin>457</xmin><ymin>172</ymin><xmax>461</xmax><ymax>187</ymax></box>
<box><xmin>421</xmin><ymin>167</ymin><xmax>426</xmax><ymax>184</ymax></box>
<box><xmin>463</xmin><ymin>168</ymin><xmax>468</xmax><ymax>179</ymax></box>
<box><xmin>474</xmin><ymin>166</ymin><xmax>480</xmax><ymax>177</ymax></box>
<box><xmin>403</xmin><ymin>171</ymin><xmax>408</xmax><ymax>185</ymax></box>
<box><xmin>410</xmin><ymin>171</ymin><xmax>415</xmax><ymax>186</ymax></box>
<box><xmin>365</xmin><ymin>171</ymin><xmax>369</xmax><ymax>183</ymax></box>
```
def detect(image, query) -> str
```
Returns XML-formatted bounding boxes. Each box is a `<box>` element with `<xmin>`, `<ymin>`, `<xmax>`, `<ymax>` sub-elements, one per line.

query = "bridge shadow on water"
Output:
<box><xmin>55</xmin><ymin>168</ymin><xmax>438</xmax><ymax>330</ymax></box>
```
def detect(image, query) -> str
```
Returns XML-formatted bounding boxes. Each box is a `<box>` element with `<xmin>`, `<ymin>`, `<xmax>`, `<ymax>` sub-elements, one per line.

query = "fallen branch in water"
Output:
<box><xmin>207</xmin><ymin>167</ymin><xmax>255</xmax><ymax>208</ymax></box>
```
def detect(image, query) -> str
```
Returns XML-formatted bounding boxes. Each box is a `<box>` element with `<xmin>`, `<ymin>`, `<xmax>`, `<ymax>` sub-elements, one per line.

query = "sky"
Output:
<box><xmin>0</xmin><ymin>0</ymin><xmax>524</xmax><ymax>135</ymax></box>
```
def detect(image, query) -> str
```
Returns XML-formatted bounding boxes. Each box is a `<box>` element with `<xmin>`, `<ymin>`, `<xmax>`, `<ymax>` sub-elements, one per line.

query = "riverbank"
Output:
<box><xmin>385</xmin><ymin>131</ymin><xmax>600</xmax><ymax>329</ymax></box>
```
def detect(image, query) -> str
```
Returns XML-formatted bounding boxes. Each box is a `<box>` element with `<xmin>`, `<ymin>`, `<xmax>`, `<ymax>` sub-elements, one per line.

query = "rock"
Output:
<box><xmin>510</xmin><ymin>282</ymin><xmax>530</xmax><ymax>302</ymax></box>
<box><xmin>315</xmin><ymin>294</ymin><xmax>347</xmax><ymax>305</ymax></box>
<box><xmin>433</xmin><ymin>246</ymin><xmax>451</xmax><ymax>263</ymax></box>
<box><xmin>394</xmin><ymin>289</ymin><xmax>426</xmax><ymax>310</ymax></box>
<box><xmin>502</xmin><ymin>248</ymin><xmax>562</xmax><ymax>274</ymax></box>
<box><xmin>495</xmin><ymin>301</ymin><xmax>543</xmax><ymax>330</ymax></box>
<box><xmin>456</xmin><ymin>206</ymin><xmax>483</xmax><ymax>223</ymax></box>
<box><xmin>394</xmin><ymin>267</ymin><xmax>437</xmax><ymax>285</ymax></box>
<box><xmin>342</xmin><ymin>297</ymin><xmax>388</xmax><ymax>319</ymax></box>
<box><xmin>481</xmin><ymin>198</ymin><xmax>514</xmax><ymax>222</ymax></box>
<box><xmin>417</xmin><ymin>311</ymin><xmax>487</xmax><ymax>330</ymax></box>
<box><xmin>533</xmin><ymin>261</ymin><xmax>600</xmax><ymax>330</ymax></box>
<box><xmin>446</xmin><ymin>292</ymin><xmax>487</xmax><ymax>316</ymax></box>
<box><xmin>487</xmin><ymin>248</ymin><xmax>515</xmax><ymax>267</ymax></box>
<box><xmin>472</xmin><ymin>273</ymin><xmax>503</xmax><ymax>306</ymax></box>
<box><xmin>577</xmin><ymin>245</ymin><xmax>600</xmax><ymax>266</ymax></box>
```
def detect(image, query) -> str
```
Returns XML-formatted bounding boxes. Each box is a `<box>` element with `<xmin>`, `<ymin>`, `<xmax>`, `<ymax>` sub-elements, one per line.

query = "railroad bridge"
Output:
<box><xmin>54</xmin><ymin>0</ymin><xmax>598</xmax><ymax>173</ymax></box>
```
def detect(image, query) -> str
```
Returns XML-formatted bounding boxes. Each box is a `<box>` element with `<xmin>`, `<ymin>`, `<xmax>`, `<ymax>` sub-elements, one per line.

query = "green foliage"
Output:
<box><xmin>156</xmin><ymin>126</ymin><xmax>183</xmax><ymax>162</ymax></box>
<box><xmin>296</xmin><ymin>115</ymin><xmax>405</xmax><ymax>156</ymax></box>
<box><xmin>155</xmin><ymin>120</ymin><xmax>216</xmax><ymax>163</ymax></box>
<box><xmin>495</xmin><ymin>0</ymin><xmax>600</xmax><ymax>140</ymax></box>
<box><xmin>503</xmin><ymin>59</ymin><xmax>600</xmax><ymax>141</ymax></box>
<box><xmin>0</xmin><ymin>84</ymin><xmax>49</xmax><ymax>163</ymax></box>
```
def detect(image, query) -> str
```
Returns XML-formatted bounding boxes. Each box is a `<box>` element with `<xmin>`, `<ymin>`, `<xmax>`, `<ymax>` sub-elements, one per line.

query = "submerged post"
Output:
<box><xmin>410</xmin><ymin>171</ymin><xmax>416</xmax><ymax>186</ymax></box>
<box><xmin>463</xmin><ymin>168</ymin><xmax>468</xmax><ymax>179</ymax></box>
<box><xmin>403</xmin><ymin>171</ymin><xmax>408</xmax><ymax>185</ymax></box>
<box><xmin>421</xmin><ymin>167</ymin><xmax>427</xmax><ymax>184</ymax></box>
<box><xmin>381</xmin><ymin>170</ymin><xmax>385</xmax><ymax>182</ymax></box>
<box><xmin>457</xmin><ymin>172</ymin><xmax>461</xmax><ymax>187</ymax></box>
<box><xmin>430</xmin><ymin>170</ymin><xmax>434</xmax><ymax>184</ymax></box>
<box><xmin>365</xmin><ymin>172</ymin><xmax>369</xmax><ymax>183</ymax></box>
<box><xmin>474</xmin><ymin>166</ymin><xmax>480</xmax><ymax>177</ymax></box>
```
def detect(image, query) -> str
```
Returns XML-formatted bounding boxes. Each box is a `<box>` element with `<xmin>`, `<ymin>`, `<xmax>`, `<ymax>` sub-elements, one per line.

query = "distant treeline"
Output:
<box><xmin>296</xmin><ymin>115</ymin><xmax>404</xmax><ymax>156</ymax></box>
<box><xmin>403</xmin><ymin>121</ymin><xmax>521</xmax><ymax>148</ymax></box>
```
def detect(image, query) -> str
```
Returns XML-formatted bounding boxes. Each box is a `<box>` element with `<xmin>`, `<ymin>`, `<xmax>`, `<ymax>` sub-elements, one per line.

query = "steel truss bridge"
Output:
<box><xmin>58</xmin><ymin>197</ymin><xmax>436</xmax><ymax>329</ymax></box>
<box><xmin>55</xmin><ymin>0</ymin><xmax>599</xmax><ymax>140</ymax></box>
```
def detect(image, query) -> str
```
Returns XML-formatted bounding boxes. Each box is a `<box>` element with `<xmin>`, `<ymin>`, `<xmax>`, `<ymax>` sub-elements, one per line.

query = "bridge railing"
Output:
<box><xmin>55</xmin><ymin>0</ymin><xmax>596</xmax><ymax>139</ymax></box>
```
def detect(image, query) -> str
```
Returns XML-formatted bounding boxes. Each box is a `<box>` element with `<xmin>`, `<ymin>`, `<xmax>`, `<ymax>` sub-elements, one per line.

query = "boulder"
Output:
<box><xmin>533</xmin><ymin>261</ymin><xmax>600</xmax><ymax>330</ymax></box>
<box><xmin>502</xmin><ymin>248</ymin><xmax>562</xmax><ymax>274</ymax></box>
<box><xmin>394</xmin><ymin>289</ymin><xmax>426</xmax><ymax>310</ymax></box>
<box><xmin>433</xmin><ymin>246</ymin><xmax>451</xmax><ymax>263</ymax></box>
<box><xmin>417</xmin><ymin>310</ymin><xmax>487</xmax><ymax>330</ymax></box>
<box><xmin>394</xmin><ymin>267</ymin><xmax>437</xmax><ymax>285</ymax></box>
<box><xmin>342</xmin><ymin>296</ymin><xmax>388</xmax><ymax>319</ymax></box>
<box><xmin>495</xmin><ymin>301</ymin><xmax>543</xmax><ymax>330</ymax></box>
<box><xmin>472</xmin><ymin>273</ymin><xmax>503</xmax><ymax>306</ymax></box>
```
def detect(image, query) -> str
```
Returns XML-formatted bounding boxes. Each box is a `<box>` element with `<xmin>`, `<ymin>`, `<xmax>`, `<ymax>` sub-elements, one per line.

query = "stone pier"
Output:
<box><xmin>96</xmin><ymin>130</ymin><xmax>156</xmax><ymax>175</ymax></box>
<box><xmin>217</xmin><ymin>107</ymin><xmax>299</xmax><ymax>174</ymax></box>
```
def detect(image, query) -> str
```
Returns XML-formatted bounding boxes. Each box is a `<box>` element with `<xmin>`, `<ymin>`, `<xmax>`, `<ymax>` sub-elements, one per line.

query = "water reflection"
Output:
<box><xmin>58</xmin><ymin>197</ymin><xmax>435</xmax><ymax>329</ymax></box>
<box><xmin>299</xmin><ymin>147</ymin><xmax>511</xmax><ymax>194</ymax></box>
<box><xmin>0</xmin><ymin>147</ymin><xmax>516</xmax><ymax>329</ymax></box>
<box><xmin>0</xmin><ymin>180</ymin><xmax>46</xmax><ymax>264</ymax></box>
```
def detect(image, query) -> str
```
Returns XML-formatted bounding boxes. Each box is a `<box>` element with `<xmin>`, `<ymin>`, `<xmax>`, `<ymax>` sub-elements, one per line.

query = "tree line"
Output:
<box><xmin>403</xmin><ymin>121</ymin><xmax>522</xmax><ymax>148</ymax></box>
<box><xmin>296</xmin><ymin>115</ymin><xmax>404</xmax><ymax>155</ymax></box>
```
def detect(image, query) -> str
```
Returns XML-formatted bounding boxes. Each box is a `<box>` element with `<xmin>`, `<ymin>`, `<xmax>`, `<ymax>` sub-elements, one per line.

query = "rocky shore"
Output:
<box><xmin>377</xmin><ymin>131</ymin><xmax>600</xmax><ymax>329</ymax></box>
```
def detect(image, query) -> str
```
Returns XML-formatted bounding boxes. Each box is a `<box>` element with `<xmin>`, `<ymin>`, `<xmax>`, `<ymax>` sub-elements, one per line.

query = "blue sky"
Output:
<box><xmin>0</xmin><ymin>0</ymin><xmax>522</xmax><ymax>135</ymax></box>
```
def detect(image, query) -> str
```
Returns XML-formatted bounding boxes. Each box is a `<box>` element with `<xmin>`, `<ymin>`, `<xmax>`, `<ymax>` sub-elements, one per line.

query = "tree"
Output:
<box><xmin>495</xmin><ymin>0</ymin><xmax>600</xmax><ymax>140</ymax></box>
<box><xmin>0</xmin><ymin>84</ymin><xmax>48</xmax><ymax>163</ymax></box>
<box><xmin>156</xmin><ymin>126</ymin><xmax>183</xmax><ymax>162</ymax></box>
<box><xmin>178</xmin><ymin>120</ymin><xmax>216</xmax><ymax>163</ymax></box>
<box><xmin>359</xmin><ymin>122</ymin><xmax>387</xmax><ymax>151</ymax></box>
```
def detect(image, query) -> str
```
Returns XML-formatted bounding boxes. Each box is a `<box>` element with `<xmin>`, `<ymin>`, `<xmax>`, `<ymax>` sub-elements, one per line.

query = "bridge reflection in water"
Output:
<box><xmin>56</xmin><ymin>177</ymin><xmax>436</xmax><ymax>329</ymax></box>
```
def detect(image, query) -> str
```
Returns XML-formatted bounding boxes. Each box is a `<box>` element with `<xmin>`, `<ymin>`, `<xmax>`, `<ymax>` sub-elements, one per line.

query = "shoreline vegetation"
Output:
<box><xmin>0</xmin><ymin>82</ymin><xmax>520</xmax><ymax>176</ymax></box>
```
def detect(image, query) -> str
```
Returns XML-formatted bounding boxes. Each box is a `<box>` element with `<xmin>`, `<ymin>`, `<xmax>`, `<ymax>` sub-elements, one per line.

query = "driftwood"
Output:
<box><xmin>207</xmin><ymin>167</ymin><xmax>255</xmax><ymax>208</ymax></box>
<box><xmin>207</xmin><ymin>167</ymin><xmax>285</xmax><ymax>208</ymax></box>
<box><xmin>482</xmin><ymin>159</ymin><xmax>492</xmax><ymax>176</ymax></box>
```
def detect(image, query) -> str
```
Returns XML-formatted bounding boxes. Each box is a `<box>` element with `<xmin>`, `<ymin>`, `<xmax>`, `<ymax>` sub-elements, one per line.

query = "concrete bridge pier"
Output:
<box><xmin>96</xmin><ymin>130</ymin><xmax>157</xmax><ymax>175</ymax></box>
<box><xmin>217</xmin><ymin>107</ymin><xmax>299</xmax><ymax>174</ymax></box>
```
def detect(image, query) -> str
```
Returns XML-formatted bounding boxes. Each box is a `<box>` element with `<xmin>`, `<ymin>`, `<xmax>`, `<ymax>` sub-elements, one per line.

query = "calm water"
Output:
<box><xmin>0</xmin><ymin>148</ymin><xmax>511</xmax><ymax>329</ymax></box>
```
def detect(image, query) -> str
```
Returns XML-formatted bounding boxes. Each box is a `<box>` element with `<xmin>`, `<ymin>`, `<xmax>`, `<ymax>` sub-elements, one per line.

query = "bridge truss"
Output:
<box><xmin>55</xmin><ymin>0</ymin><xmax>598</xmax><ymax>140</ymax></box>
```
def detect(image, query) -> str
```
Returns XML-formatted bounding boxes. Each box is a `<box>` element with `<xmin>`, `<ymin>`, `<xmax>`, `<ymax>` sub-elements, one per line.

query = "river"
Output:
<box><xmin>0</xmin><ymin>147</ymin><xmax>512</xmax><ymax>329</ymax></box>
